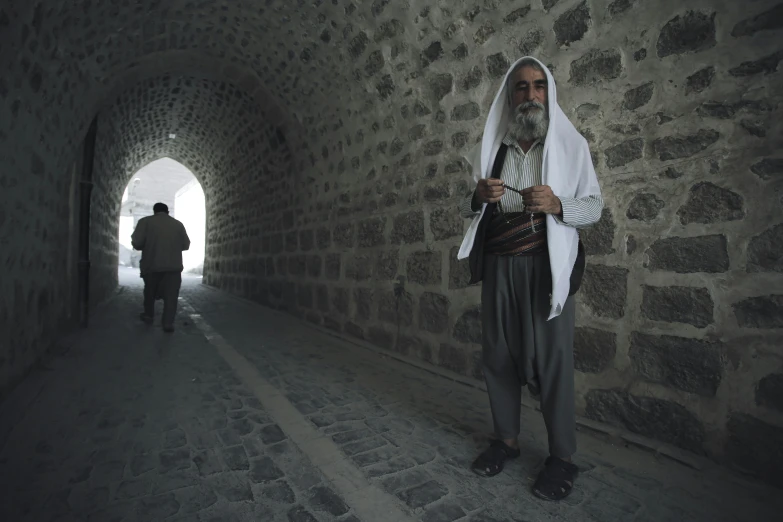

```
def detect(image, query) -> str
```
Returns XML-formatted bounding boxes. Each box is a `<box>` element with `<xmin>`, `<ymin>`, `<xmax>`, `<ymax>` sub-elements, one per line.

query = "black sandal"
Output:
<box><xmin>471</xmin><ymin>440</ymin><xmax>521</xmax><ymax>477</ymax></box>
<box><xmin>532</xmin><ymin>456</ymin><xmax>579</xmax><ymax>501</ymax></box>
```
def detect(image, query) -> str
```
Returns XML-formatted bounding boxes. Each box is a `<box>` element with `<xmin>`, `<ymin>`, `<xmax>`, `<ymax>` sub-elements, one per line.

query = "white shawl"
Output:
<box><xmin>456</xmin><ymin>56</ymin><xmax>601</xmax><ymax>320</ymax></box>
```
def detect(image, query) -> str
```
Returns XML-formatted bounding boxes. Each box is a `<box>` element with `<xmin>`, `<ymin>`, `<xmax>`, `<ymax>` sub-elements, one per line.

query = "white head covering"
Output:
<box><xmin>457</xmin><ymin>56</ymin><xmax>601</xmax><ymax>320</ymax></box>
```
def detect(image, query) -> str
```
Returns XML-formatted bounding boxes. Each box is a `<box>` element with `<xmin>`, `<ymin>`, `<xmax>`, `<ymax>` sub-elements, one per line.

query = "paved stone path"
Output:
<box><xmin>0</xmin><ymin>268</ymin><xmax>778</xmax><ymax>521</ymax></box>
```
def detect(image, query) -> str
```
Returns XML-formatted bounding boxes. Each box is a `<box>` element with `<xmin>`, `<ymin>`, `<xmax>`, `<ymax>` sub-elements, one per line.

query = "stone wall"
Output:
<box><xmin>0</xmin><ymin>0</ymin><xmax>781</xmax><ymax>484</ymax></box>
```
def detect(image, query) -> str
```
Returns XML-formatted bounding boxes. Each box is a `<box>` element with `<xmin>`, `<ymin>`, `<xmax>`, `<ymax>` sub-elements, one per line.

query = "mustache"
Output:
<box><xmin>516</xmin><ymin>101</ymin><xmax>546</xmax><ymax>114</ymax></box>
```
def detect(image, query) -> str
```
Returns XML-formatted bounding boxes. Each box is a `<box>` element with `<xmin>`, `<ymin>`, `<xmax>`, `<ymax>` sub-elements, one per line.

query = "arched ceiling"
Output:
<box><xmin>0</xmin><ymin>0</ymin><xmax>526</xmax><ymax>151</ymax></box>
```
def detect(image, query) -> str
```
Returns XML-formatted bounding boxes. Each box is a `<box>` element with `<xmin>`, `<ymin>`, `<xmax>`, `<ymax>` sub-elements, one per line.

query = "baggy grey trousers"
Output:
<box><xmin>142</xmin><ymin>271</ymin><xmax>182</xmax><ymax>328</ymax></box>
<box><xmin>481</xmin><ymin>254</ymin><xmax>577</xmax><ymax>458</ymax></box>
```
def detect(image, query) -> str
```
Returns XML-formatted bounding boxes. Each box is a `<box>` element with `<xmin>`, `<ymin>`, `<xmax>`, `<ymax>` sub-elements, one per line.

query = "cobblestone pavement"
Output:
<box><xmin>0</xmin><ymin>268</ymin><xmax>777</xmax><ymax>522</ymax></box>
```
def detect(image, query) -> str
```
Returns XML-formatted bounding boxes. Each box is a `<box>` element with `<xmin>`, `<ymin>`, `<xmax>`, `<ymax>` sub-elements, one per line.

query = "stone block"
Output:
<box><xmin>608</xmin><ymin>0</ymin><xmax>634</xmax><ymax>16</ymax></box>
<box><xmin>733</xmin><ymin>295</ymin><xmax>783</xmax><ymax>328</ymax></box>
<box><xmin>364</xmin><ymin>50</ymin><xmax>384</xmax><ymax>77</ymax></box>
<box><xmin>429</xmin><ymin>208</ymin><xmax>462</xmax><ymax>241</ymax></box>
<box><xmin>569</xmin><ymin>49</ymin><xmax>623</xmax><ymax>85</ymax></box>
<box><xmin>543</xmin><ymin>0</ymin><xmax>561</xmax><ymax>11</ymax></box>
<box><xmin>307</xmin><ymin>485</ymin><xmax>349</xmax><ymax>517</ymax></box>
<box><xmin>368</xmin><ymin>327</ymin><xmax>395</xmax><ymax>351</ymax></box>
<box><xmin>629</xmin><ymin>332</ymin><xmax>723</xmax><ymax>396</ymax></box>
<box><xmin>449</xmin><ymin>247</ymin><xmax>472</xmax><ymax>289</ymax></box>
<box><xmin>574</xmin><ymin>327</ymin><xmax>617</xmax><ymax>373</ymax></box>
<box><xmin>353</xmin><ymin>288</ymin><xmax>374</xmax><ymax>321</ymax></box>
<box><xmin>307</xmin><ymin>256</ymin><xmax>322</xmax><ymax>278</ymax></box>
<box><xmin>747</xmin><ymin>224</ymin><xmax>783</xmax><ymax>272</ymax></box>
<box><xmin>375</xmin><ymin>19</ymin><xmax>404</xmax><ymax>42</ymax></box>
<box><xmin>741</xmin><ymin>119</ymin><xmax>766</xmax><ymax>137</ymax></box>
<box><xmin>316</xmin><ymin>285</ymin><xmax>329</xmax><ymax>313</ymax></box>
<box><xmin>376</xmin><ymin>74</ymin><xmax>395</xmax><ymax>100</ymax></box>
<box><xmin>299</xmin><ymin>230</ymin><xmax>314</xmax><ymax>251</ymax></box>
<box><xmin>346</xmin><ymin>255</ymin><xmax>373</xmax><ymax>281</ymax></box>
<box><xmin>452</xmin><ymin>306</ymin><xmax>481</xmax><ymax>344</ymax></box>
<box><xmin>731</xmin><ymin>4</ymin><xmax>783</xmax><ymax>37</ymax></box>
<box><xmin>332</xmin><ymin>288</ymin><xmax>349</xmax><ymax>315</ymax></box>
<box><xmin>379</xmin><ymin>290</ymin><xmax>414</xmax><ymax>327</ymax></box>
<box><xmin>725</xmin><ymin>413</ymin><xmax>783</xmax><ymax>487</ymax></box>
<box><xmin>585</xmin><ymin>389</ymin><xmax>705</xmax><ymax>453</ymax></box>
<box><xmin>409</xmin><ymin>124</ymin><xmax>427</xmax><ymax>141</ymax></box>
<box><xmin>656</xmin><ymin>11</ymin><xmax>716</xmax><ymax>58</ymax></box>
<box><xmin>677</xmin><ymin>182</ymin><xmax>744</xmax><ymax>224</ymax></box>
<box><xmin>316</xmin><ymin>228</ymin><xmax>331</xmax><ymax>249</ymax></box>
<box><xmin>397</xmin><ymin>480</ymin><xmax>448</xmax><ymax>509</ymax></box>
<box><xmin>391</xmin><ymin>210</ymin><xmax>425</xmax><ymax>244</ymax></box>
<box><xmin>422</xmin><ymin>140</ymin><xmax>443</xmax><ymax>156</ymax></box>
<box><xmin>627</xmin><ymin>193</ymin><xmax>664</xmax><ymax>222</ymax></box>
<box><xmin>325</xmin><ymin>254</ymin><xmax>341</xmax><ymax>280</ymax></box>
<box><xmin>485</xmin><ymin>52</ymin><xmax>509</xmax><ymax>78</ymax></box>
<box><xmin>605</xmin><ymin>138</ymin><xmax>644</xmax><ymax>168</ymax></box>
<box><xmin>452</xmin><ymin>43</ymin><xmax>468</xmax><ymax>60</ymax></box>
<box><xmin>397</xmin><ymin>335</ymin><xmax>433</xmax><ymax>362</ymax></box>
<box><xmin>422</xmin><ymin>501</ymin><xmax>467</xmax><ymax>522</ymax></box>
<box><xmin>750</xmin><ymin>158</ymin><xmax>783</xmax><ymax>180</ymax></box>
<box><xmin>345</xmin><ymin>322</ymin><xmax>364</xmax><ymax>339</ymax></box>
<box><xmin>451</xmin><ymin>102</ymin><xmax>480</xmax><ymax>121</ymax></box>
<box><xmin>285</xmin><ymin>231</ymin><xmax>298</xmax><ymax>252</ymax></box>
<box><xmin>421</xmin><ymin>41</ymin><xmax>444</xmax><ymax>68</ymax></box>
<box><xmin>729</xmin><ymin>51</ymin><xmax>783</xmax><ymax>77</ymax></box>
<box><xmin>646</xmin><ymin>235</ymin><xmax>729</xmax><ymax>273</ymax></box>
<box><xmin>685</xmin><ymin>66</ymin><xmax>715</xmax><ymax>95</ymax></box>
<box><xmin>407</xmin><ymin>251</ymin><xmax>442</xmax><ymax>285</ymax></box>
<box><xmin>504</xmin><ymin>6</ymin><xmax>531</xmax><ymax>24</ymax></box>
<box><xmin>581</xmin><ymin>264</ymin><xmax>628</xmax><ymax>319</ymax></box>
<box><xmin>756</xmin><ymin>373</ymin><xmax>783</xmax><ymax>412</ymax></box>
<box><xmin>375</xmin><ymin>250</ymin><xmax>398</xmax><ymax>280</ymax></box>
<box><xmin>348</xmin><ymin>31</ymin><xmax>369</xmax><ymax>59</ymax></box>
<box><xmin>249</xmin><ymin>457</ymin><xmax>285</xmax><ymax>483</ymax></box>
<box><xmin>438</xmin><ymin>344</ymin><xmax>467</xmax><ymax>375</ymax></box>
<box><xmin>554</xmin><ymin>2</ymin><xmax>591</xmax><ymax>47</ymax></box>
<box><xmin>358</xmin><ymin>217</ymin><xmax>386</xmax><ymax>247</ymax></box>
<box><xmin>297</xmin><ymin>285</ymin><xmax>313</xmax><ymax>308</ymax></box>
<box><xmin>333</xmin><ymin>223</ymin><xmax>354</xmax><ymax>248</ymax></box>
<box><xmin>623</xmin><ymin>82</ymin><xmax>654</xmax><ymax>110</ymax></box>
<box><xmin>474</xmin><ymin>22</ymin><xmax>496</xmax><ymax>46</ymax></box>
<box><xmin>428</xmin><ymin>73</ymin><xmax>454</xmax><ymax>101</ymax></box>
<box><xmin>633</xmin><ymin>48</ymin><xmax>647</xmax><ymax>61</ymax></box>
<box><xmin>270</xmin><ymin>233</ymin><xmax>283</xmax><ymax>254</ymax></box>
<box><xmin>419</xmin><ymin>292</ymin><xmax>450</xmax><ymax>333</ymax></box>
<box><xmin>580</xmin><ymin>208</ymin><xmax>616</xmax><ymax>255</ymax></box>
<box><xmin>641</xmin><ymin>285</ymin><xmax>714</xmax><ymax>328</ymax></box>
<box><xmin>289</xmin><ymin>255</ymin><xmax>307</xmax><ymax>277</ymax></box>
<box><xmin>652</xmin><ymin>129</ymin><xmax>719</xmax><ymax>160</ymax></box>
<box><xmin>519</xmin><ymin>28</ymin><xmax>545</xmax><ymax>55</ymax></box>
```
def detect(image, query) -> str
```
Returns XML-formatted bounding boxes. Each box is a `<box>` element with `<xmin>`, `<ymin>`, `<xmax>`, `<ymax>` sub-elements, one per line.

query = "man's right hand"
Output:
<box><xmin>475</xmin><ymin>178</ymin><xmax>506</xmax><ymax>204</ymax></box>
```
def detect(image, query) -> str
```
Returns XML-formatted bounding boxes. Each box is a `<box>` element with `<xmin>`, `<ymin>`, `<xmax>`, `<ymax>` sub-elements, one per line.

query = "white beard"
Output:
<box><xmin>508</xmin><ymin>101</ymin><xmax>549</xmax><ymax>142</ymax></box>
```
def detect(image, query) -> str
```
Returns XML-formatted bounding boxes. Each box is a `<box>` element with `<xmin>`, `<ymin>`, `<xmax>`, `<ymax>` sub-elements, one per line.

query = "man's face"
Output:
<box><xmin>510</xmin><ymin>66</ymin><xmax>548</xmax><ymax>111</ymax></box>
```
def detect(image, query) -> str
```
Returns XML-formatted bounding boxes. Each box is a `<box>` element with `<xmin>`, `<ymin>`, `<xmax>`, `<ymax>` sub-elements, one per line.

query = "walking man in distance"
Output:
<box><xmin>132</xmin><ymin>202</ymin><xmax>191</xmax><ymax>333</ymax></box>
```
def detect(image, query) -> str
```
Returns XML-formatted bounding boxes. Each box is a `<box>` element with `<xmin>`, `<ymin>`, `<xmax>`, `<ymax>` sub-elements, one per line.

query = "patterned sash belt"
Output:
<box><xmin>484</xmin><ymin>211</ymin><xmax>548</xmax><ymax>256</ymax></box>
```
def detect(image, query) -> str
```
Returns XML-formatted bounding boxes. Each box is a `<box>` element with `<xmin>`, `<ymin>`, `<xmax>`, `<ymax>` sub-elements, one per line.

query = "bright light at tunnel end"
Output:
<box><xmin>169</xmin><ymin>133</ymin><xmax>176</xmax><ymax>139</ymax></box>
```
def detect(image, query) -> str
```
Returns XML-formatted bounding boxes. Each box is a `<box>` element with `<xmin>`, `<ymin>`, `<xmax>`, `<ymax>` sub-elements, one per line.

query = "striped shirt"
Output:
<box><xmin>458</xmin><ymin>134</ymin><xmax>603</xmax><ymax>229</ymax></box>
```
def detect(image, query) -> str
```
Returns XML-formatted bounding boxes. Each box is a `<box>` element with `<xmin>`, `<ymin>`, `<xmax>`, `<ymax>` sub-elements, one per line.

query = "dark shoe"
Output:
<box><xmin>532</xmin><ymin>456</ymin><xmax>579</xmax><ymax>501</ymax></box>
<box><xmin>162</xmin><ymin>325</ymin><xmax>175</xmax><ymax>333</ymax></box>
<box><xmin>470</xmin><ymin>440</ymin><xmax>521</xmax><ymax>477</ymax></box>
<box><xmin>139</xmin><ymin>313</ymin><xmax>153</xmax><ymax>324</ymax></box>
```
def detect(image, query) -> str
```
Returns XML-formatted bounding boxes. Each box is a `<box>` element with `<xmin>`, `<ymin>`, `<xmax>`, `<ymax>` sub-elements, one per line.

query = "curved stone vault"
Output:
<box><xmin>0</xmin><ymin>0</ymin><xmax>781</xmax><ymax>484</ymax></box>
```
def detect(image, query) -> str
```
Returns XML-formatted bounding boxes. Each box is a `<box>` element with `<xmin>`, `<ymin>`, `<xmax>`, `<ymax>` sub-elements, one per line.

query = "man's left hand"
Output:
<box><xmin>522</xmin><ymin>185</ymin><xmax>562</xmax><ymax>215</ymax></box>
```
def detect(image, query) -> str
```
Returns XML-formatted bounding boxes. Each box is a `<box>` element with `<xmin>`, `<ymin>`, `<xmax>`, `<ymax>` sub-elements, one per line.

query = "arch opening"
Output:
<box><xmin>118</xmin><ymin>158</ymin><xmax>205</xmax><ymax>278</ymax></box>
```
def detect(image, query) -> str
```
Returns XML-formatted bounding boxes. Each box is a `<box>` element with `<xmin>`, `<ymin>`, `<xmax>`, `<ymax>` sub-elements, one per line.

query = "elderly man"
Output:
<box><xmin>131</xmin><ymin>202</ymin><xmax>191</xmax><ymax>332</ymax></box>
<box><xmin>456</xmin><ymin>56</ymin><xmax>603</xmax><ymax>500</ymax></box>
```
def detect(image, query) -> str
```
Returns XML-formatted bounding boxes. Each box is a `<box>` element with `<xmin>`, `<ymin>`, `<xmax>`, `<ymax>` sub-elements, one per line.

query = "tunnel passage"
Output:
<box><xmin>1</xmin><ymin>0</ymin><xmax>782</xmax><ymax>485</ymax></box>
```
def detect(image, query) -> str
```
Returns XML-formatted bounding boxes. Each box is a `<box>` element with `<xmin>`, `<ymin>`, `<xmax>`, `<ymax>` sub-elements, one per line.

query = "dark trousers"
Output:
<box><xmin>142</xmin><ymin>271</ymin><xmax>182</xmax><ymax>328</ymax></box>
<box><xmin>481</xmin><ymin>254</ymin><xmax>577</xmax><ymax>458</ymax></box>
